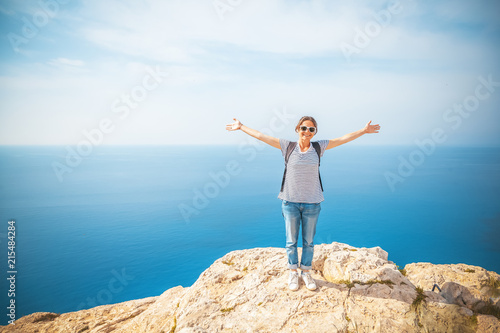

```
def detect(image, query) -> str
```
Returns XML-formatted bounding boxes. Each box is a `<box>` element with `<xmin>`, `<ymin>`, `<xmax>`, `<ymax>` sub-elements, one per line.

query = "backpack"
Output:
<box><xmin>280</xmin><ymin>141</ymin><xmax>323</xmax><ymax>193</ymax></box>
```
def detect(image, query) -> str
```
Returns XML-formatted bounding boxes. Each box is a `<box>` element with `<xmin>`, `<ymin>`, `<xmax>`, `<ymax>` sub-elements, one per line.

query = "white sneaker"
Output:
<box><xmin>288</xmin><ymin>271</ymin><xmax>299</xmax><ymax>291</ymax></box>
<box><xmin>301</xmin><ymin>271</ymin><xmax>317</xmax><ymax>291</ymax></box>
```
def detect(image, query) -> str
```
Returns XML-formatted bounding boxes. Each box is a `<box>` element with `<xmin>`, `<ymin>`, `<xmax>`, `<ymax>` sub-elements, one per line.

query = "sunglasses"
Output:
<box><xmin>299</xmin><ymin>126</ymin><xmax>316</xmax><ymax>133</ymax></box>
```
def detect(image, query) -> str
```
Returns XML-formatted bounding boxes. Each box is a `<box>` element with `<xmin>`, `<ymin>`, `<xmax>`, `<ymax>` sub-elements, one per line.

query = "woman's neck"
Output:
<box><xmin>298</xmin><ymin>138</ymin><xmax>311</xmax><ymax>152</ymax></box>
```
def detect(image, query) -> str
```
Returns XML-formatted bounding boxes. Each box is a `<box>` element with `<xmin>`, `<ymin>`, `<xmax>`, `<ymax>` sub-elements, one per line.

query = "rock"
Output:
<box><xmin>0</xmin><ymin>297</ymin><xmax>157</xmax><ymax>333</ymax></box>
<box><xmin>404</xmin><ymin>263</ymin><xmax>500</xmax><ymax>299</ymax></box>
<box><xmin>1</xmin><ymin>242</ymin><xmax>498</xmax><ymax>333</ymax></box>
<box><xmin>476</xmin><ymin>314</ymin><xmax>500</xmax><ymax>333</ymax></box>
<box><xmin>441</xmin><ymin>282</ymin><xmax>478</xmax><ymax>308</ymax></box>
<box><xmin>404</xmin><ymin>262</ymin><xmax>500</xmax><ymax>319</ymax></box>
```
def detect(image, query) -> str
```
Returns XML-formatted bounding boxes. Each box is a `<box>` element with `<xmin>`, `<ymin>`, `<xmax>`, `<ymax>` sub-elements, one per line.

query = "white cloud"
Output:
<box><xmin>1</xmin><ymin>0</ymin><xmax>499</xmax><ymax>146</ymax></box>
<box><xmin>48</xmin><ymin>58</ymin><xmax>85</xmax><ymax>67</ymax></box>
<box><xmin>0</xmin><ymin>5</ymin><xmax>15</xmax><ymax>16</ymax></box>
<box><xmin>73</xmin><ymin>0</ymin><xmax>387</xmax><ymax>60</ymax></box>
<box><xmin>69</xmin><ymin>0</ymin><xmax>499</xmax><ymax>72</ymax></box>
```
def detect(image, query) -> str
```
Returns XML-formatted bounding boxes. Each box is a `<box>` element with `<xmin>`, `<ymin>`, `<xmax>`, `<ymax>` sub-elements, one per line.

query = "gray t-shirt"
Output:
<box><xmin>277</xmin><ymin>139</ymin><xmax>329</xmax><ymax>203</ymax></box>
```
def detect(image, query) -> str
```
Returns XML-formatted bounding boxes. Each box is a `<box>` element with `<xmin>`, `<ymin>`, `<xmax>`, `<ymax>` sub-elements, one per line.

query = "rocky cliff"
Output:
<box><xmin>1</xmin><ymin>242</ymin><xmax>499</xmax><ymax>333</ymax></box>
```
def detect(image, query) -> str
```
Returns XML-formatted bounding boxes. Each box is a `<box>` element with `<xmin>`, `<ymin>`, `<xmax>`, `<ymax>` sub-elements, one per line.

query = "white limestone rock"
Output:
<box><xmin>1</xmin><ymin>242</ymin><xmax>498</xmax><ymax>333</ymax></box>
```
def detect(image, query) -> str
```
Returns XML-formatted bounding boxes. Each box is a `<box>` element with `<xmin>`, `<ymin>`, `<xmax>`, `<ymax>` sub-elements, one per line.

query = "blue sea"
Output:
<box><xmin>0</xmin><ymin>144</ymin><xmax>499</xmax><ymax>325</ymax></box>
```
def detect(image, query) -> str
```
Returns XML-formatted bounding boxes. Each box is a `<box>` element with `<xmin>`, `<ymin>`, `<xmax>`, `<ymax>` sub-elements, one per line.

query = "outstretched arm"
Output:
<box><xmin>226</xmin><ymin>118</ymin><xmax>281</xmax><ymax>149</ymax></box>
<box><xmin>326</xmin><ymin>121</ymin><xmax>380</xmax><ymax>150</ymax></box>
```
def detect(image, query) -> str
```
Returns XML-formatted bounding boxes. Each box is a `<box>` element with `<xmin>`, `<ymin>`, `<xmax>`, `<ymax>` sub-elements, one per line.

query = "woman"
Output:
<box><xmin>226</xmin><ymin>116</ymin><xmax>380</xmax><ymax>291</ymax></box>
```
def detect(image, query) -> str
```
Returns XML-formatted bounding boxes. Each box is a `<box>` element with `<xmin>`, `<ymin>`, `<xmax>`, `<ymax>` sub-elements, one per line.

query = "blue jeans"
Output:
<box><xmin>282</xmin><ymin>200</ymin><xmax>321</xmax><ymax>270</ymax></box>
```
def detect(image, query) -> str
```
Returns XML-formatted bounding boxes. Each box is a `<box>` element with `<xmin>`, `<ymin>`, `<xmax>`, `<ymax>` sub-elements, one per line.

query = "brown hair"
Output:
<box><xmin>295</xmin><ymin>116</ymin><xmax>318</xmax><ymax>133</ymax></box>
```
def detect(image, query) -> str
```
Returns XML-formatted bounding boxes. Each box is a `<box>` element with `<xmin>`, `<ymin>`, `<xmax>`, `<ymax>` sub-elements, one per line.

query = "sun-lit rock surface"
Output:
<box><xmin>2</xmin><ymin>242</ymin><xmax>499</xmax><ymax>332</ymax></box>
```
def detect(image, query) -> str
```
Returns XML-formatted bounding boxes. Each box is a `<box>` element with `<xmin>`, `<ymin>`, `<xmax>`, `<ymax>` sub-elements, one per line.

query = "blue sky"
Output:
<box><xmin>0</xmin><ymin>0</ymin><xmax>499</xmax><ymax>146</ymax></box>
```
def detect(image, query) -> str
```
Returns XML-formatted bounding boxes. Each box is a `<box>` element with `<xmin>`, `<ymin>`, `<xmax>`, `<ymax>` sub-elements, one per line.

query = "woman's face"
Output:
<box><xmin>298</xmin><ymin>120</ymin><xmax>316</xmax><ymax>141</ymax></box>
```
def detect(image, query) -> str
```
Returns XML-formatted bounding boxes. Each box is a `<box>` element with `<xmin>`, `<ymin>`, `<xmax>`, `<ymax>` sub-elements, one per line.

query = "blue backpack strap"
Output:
<box><xmin>311</xmin><ymin>142</ymin><xmax>323</xmax><ymax>191</ymax></box>
<box><xmin>280</xmin><ymin>142</ymin><xmax>297</xmax><ymax>192</ymax></box>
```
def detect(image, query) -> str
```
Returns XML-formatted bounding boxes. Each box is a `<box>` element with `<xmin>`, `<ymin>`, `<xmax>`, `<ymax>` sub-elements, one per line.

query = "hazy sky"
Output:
<box><xmin>0</xmin><ymin>0</ymin><xmax>499</xmax><ymax>146</ymax></box>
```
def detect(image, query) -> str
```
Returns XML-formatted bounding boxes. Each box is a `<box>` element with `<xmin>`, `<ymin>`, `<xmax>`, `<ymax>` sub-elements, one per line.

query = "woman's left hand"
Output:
<box><xmin>226</xmin><ymin>118</ymin><xmax>243</xmax><ymax>131</ymax></box>
<box><xmin>364</xmin><ymin>121</ymin><xmax>380</xmax><ymax>134</ymax></box>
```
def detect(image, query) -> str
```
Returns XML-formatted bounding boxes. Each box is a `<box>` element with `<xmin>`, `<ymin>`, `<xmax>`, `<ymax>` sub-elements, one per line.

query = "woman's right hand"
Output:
<box><xmin>226</xmin><ymin>118</ymin><xmax>242</xmax><ymax>131</ymax></box>
<box><xmin>225</xmin><ymin>118</ymin><xmax>280</xmax><ymax>149</ymax></box>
